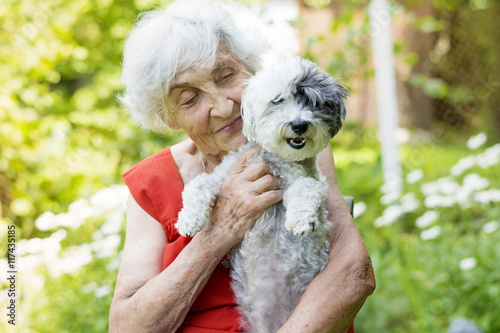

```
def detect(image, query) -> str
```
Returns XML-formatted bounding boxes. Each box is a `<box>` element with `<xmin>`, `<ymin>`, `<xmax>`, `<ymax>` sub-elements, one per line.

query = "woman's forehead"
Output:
<box><xmin>171</xmin><ymin>52</ymin><xmax>241</xmax><ymax>88</ymax></box>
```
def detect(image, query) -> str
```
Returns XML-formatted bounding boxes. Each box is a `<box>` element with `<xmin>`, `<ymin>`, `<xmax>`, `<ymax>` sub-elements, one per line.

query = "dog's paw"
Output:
<box><xmin>286</xmin><ymin>217</ymin><xmax>319</xmax><ymax>237</ymax></box>
<box><xmin>175</xmin><ymin>223</ymin><xmax>199</xmax><ymax>238</ymax></box>
<box><xmin>175</xmin><ymin>209</ymin><xmax>208</xmax><ymax>238</ymax></box>
<box><xmin>175</xmin><ymin>219</ymin><xmax>205</xmax><ymax>238</ymax></box>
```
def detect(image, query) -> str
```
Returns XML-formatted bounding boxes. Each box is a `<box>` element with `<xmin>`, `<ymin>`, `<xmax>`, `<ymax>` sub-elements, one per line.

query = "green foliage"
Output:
<box><xmin>333</xmin><ymin>127</ymin><xmax>500</xmax><ymax>333</ymax></box>
<box><xmin>302</xmin><ymin>3</ymin><xmax>373</xmax><ymax>85</ymax></box>
<box><xmin>1</xmin><ymin>0</ymin><xmax>499</xmax><ymax>332</ymax></box>
<box><xmin>0</xmin><ymin>0</ymin><xmax>183</xmax><ymax>331</ymax></box>
<box><xmin>0</xmin><ymin>0</ymin><xmax>182</xmax><ymax>238</ymax></box>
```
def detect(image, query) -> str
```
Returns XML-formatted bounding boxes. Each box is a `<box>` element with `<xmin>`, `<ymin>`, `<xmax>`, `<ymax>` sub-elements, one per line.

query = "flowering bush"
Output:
<box><xmin>341</xmin><ymin>131</ymin><xmax>500</xmax><ymax>332</ymax></box>
<box><xmin>0</xmin><ymin>185</ymin><xmax>128</xmax><ymax>332</ymax></box>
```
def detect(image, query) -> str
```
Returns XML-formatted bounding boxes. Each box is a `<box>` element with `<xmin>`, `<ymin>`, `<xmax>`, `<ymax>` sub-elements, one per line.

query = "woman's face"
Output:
<box><xmin>165</xmin><ymin>51</ymin><xmax>250</xmax><ymax>159</ymax></box>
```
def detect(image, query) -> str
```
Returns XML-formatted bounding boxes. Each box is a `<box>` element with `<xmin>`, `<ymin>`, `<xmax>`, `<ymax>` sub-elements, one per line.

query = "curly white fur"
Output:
<box><xmin>176</xmin><ymin>56</ymin><xmax>348</xmax><ymax>332</ymax></box>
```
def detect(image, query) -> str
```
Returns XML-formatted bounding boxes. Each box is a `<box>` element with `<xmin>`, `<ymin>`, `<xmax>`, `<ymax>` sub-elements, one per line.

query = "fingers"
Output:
<box><xmin>251</xmin><ymin>173</ymin><xmax>281</xmax><ymax>194</ymax></box>
<box><xmin>230</xmin><ymin>145</ymin><xmax>261</xmax><ymax>175</ymax></box>
<box><xmin>252</xmin><ymin>189</ymin><xmax>284</xmax><ymax>211</ymax></box>
<box><xmin>243</xmin><ymin>161</ymin><xmax>271</xmax><ymax>181</ymax></box>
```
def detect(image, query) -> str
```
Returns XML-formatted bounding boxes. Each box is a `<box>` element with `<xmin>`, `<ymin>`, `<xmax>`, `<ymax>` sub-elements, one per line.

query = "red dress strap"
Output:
<box><xmin>122</xmin><ymin>146</ymin><xmax>184</xmax><ymax>240</ymax></box>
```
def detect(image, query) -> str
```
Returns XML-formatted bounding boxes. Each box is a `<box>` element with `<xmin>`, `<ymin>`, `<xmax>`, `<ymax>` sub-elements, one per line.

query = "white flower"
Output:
<box><xmin>94</xmin><ymin>285</ymin><xmax>111</xmax><ymax>298</ymax></box>
<box><xmin>466</xmin><ymin>132</ymin><xmax>487</xmax><ymax>150</ymax></box>
<box><xmin>459</xmin><ymin>257</ymin><xmax>477</xmax><ymax>270</ymax></box>
<box><xmin>450</xmin><ymin>155</ymin><xmax>476</xmax><ymax>176</ymax></box>
<box><xmin>462</xmin><ymin>173</ymin><xmax>489</xmax><ymax>192</ymax></box>
<box><xmin>374</xmin><ymin>217</ymin><xmax>386</xmax><ymax>227</ymax></box>
<box><xmin>454</xmin><ymin>187</ymin><xmax>471</xmax><ymax>206</ymax></box>
<box><xmin>474</xmin><ymin>189</ymin><xmax>500</xmax><ymax>204</ymax></box>
<box><xmin>100</xmin><ymin>210</ymin><xmax>125</xmax><ymax>235</ymax></box>
<box><xmin>436</xmin><ymin>177</ymin><xmax>460</xmax><ymax>195</ymax></box>
<box><xmin>91</xmin><ymin>234</ymin><xmax>121</xmax><ymax>259</ymax></box>
<box><xmin>106</xmin><ymin>255</ymin><xmax>122</xmax><ymax>272</ymax></box>
<box><xmin>424</xmin><ymin>194</ymin><xmax>455</xmax><ymax>208</ymax></box>
<box><xmin>17</xmin><ymin>237</ymin><xmax>44</xmax><ymax>256</ymax></box>
<box><xmin>81</xmin><ymin>282</ymin><xmax>98</xmax><ymax>294</ymax></box>
<box><xmin>477</xmin><ymin>144</ymin><xmax>500</xmax><ymax>169</ymax></box>
<box><xmin>21</xmin><ymin>273</ymin><xmax>45</xmax><ymax>291</ymax></box>
<box><xmin>378</xmin><ymin>205</ymin><xmax>405</xmax><ymax>227</ymax></box>
<box><xmin>353</xmin><ymin>202</ymin><xmax>367</xmax><ymax>219</ymax></box>
<box><xmin>416</xmin><ymin>211</ymin><xmax>439</xmax><ymax>229</ymax></box>
<box><xmin>66</xmin><ymin>198</ymin><xmax>94</xmax><ymax>228</ymax></box>
<box><xmin>483</xmin><ymin>221</ymin><xmax>499</xmax><ymax>234</ymax></box>
<box><xmin>35</xmin><ymin>185</ymin><xmax>129</xmax><ymax>232</ymax></box>
<box><xmin>90</xmin><ymin>185</ymin><xmax>129</xmax><ymax>213</ymax></box>
<box><xmin>35</xmin><ymin>211</ymin><xmax>57</xmax><ymax>231</ymax></box>
<box><xmin>421</xmin><ymin>182</ymin><xmax>440</xmax><ymax>196</ymax></box>
<box><xmin>420</xmin><ymin>226</ymin><xmax>441</xmax><ymax>240</ymax></box>
<box><xmin>406</xmin><ymin>169</ymin><xmax>423</xmax><ymax>184</ymax></box>
<box><xmin>380</xmin><ymin>191</ymin><xmax>400</xmax><ymax>205</ymax></box>
<box><xmin>47</xmin><ymin>244</ymin><xmax>93</xmax><ymax>278</ymax></box>
<box><xmin>400</xmin><ymin>192</ymin><xmax>420</xmax><ymax>212</ymax></box>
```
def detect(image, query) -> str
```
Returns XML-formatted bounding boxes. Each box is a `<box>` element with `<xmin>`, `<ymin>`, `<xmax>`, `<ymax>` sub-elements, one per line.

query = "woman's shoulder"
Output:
<box><xmin>170</xmin><ymin>139</ymin><xmax>204</xmax><ymax>186</ymax></box>
<box><xmin>122</xmin><ymin>141</ymin><xmax>190</xmax><ymax>226</ymax></box>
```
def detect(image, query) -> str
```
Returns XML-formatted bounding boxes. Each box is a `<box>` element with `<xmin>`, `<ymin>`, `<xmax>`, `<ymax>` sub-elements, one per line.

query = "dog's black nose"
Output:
<box><xmin>291</xmin><ymin>120</ymin><xmax>308</xmax><ymax>135</ymax></box>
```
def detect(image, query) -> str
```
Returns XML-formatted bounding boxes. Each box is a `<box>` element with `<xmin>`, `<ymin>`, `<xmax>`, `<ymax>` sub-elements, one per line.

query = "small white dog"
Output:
<box><xmin>176</xmin><ymin>56</ymin><xmax>348</xmax><ymax>333</ymax></box>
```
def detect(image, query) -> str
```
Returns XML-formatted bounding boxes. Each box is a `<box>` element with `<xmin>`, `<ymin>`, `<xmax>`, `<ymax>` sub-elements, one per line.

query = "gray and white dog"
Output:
<box><xmin>176</xmin><ymin>56</ymin><xmax>348</xmax><ymax>333</ymax></box>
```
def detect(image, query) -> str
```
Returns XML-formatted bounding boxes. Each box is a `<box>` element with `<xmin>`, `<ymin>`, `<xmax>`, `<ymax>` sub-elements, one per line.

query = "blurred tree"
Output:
<box><xmin>400</xmin><ymin>0</ymin><xmax>500</xmax><ymax>137</ymax></box>
<box><xmin>0</xmin><ymin>0</ymin><xmax>181</xmax><ymax>239</ymax></box>
<box><xmin>296</xmin><ymin>0</ymin><xmax>500</xmax><ymax>138</ymax></box>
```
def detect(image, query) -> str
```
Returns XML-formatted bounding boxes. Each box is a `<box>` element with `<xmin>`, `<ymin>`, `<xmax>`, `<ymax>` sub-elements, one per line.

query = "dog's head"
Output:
<box><xmin>241</xmin><ymin>56</ymin><xmax>348</xmax><ymax>161</ymax></box>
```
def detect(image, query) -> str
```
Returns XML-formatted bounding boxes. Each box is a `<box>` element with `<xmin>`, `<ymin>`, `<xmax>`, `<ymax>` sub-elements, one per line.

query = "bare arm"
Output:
<box><xmin>278</xmin><ymin>147</ymin><xmax>376</xmax><ymax>333</ymax></box>
<box><xmin>109</xmin><ymin>145</ymin><xmax>283</xmax><ymax>332</ymax></box>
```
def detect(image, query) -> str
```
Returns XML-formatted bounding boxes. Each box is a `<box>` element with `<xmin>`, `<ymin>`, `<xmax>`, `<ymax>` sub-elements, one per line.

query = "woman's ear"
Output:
<box><xmin>167</xmin><ymin>120</ymin><xmax>181</xmax><ymax>130</ymax></box>
<box><xmin>157</xmin><ymin>108</ymin><xmax>181</xmax><ymax>130</ymax></box>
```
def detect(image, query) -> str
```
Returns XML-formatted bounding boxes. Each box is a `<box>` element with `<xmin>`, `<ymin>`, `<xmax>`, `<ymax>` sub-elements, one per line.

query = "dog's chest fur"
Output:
<box><xmin>227</xmin><ymin>148</ymin><xmax>331</xmax><ymax>333</ymax></box>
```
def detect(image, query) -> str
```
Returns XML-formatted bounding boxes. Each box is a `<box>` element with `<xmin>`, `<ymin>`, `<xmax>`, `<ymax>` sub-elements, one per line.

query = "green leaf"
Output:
<box><xmin>423</xmin><ymin>78</ymin><xmax>449</xmax><ymax>99</ymax></box>
<box><xmin>416</xmin><ymin>16</ymin><xmax>446</xmax><ymax>33</ymax></box>
<box><xmin>404</xmin><ymin>52</ymin><xmax>420</xmax><ymax>66</ymax></box>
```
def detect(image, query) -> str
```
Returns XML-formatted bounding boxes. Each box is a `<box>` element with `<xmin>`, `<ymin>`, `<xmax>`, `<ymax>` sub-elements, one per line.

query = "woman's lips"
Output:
<box><xmin>218</xmin><ymin>117</ymin><xmax>242</xmax><ymax>133</ymax></box>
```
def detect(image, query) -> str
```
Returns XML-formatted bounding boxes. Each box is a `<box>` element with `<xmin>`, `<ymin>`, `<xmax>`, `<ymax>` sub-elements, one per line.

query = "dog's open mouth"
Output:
<box><xmin>287</xmin><ymin>137</ymin><xmax>306</xmax><ymax>149</ymax></box>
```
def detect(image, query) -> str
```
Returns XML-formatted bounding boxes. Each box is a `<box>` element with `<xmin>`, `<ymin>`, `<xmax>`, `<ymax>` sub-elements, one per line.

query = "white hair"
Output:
<box><xmin>119</xmin><ymin>0</ymin><xmax>266</xmax><ymax>131</ymax></box>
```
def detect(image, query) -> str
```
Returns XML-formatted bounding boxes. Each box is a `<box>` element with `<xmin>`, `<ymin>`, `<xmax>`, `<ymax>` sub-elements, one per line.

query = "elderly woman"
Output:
<box><xmin>109</xmin><ymin>1</ymin><xmax>375</xmax><ymax>332</ymax></box>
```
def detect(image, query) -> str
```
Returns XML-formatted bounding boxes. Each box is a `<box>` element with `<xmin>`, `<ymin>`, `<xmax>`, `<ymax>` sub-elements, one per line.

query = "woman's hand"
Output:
<box><xmin>200</xmin><ymin>145</ymin><xmax>283</xmax><ymax>247</ymax></box>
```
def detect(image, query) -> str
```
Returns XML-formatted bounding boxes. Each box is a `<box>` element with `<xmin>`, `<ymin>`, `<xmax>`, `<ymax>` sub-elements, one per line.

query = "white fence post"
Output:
<box><xmin>369</xmin><ymin>0</ymin><xmax>402</xmax><ymax>196</ymax></box>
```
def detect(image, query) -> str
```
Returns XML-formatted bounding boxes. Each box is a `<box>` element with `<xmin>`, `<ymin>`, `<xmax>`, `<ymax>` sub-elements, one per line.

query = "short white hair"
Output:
<box><xmin>119</xmin><ymin>0</ymin><xmax>266</xmax><ymax>131</ymax></box>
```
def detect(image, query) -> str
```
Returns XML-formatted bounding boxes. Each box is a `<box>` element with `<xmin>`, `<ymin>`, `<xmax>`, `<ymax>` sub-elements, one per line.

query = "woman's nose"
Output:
<box><xmin>209</xmin><ymin>90</ymin><xmax>235</xmax><ymax>118</ymax></box>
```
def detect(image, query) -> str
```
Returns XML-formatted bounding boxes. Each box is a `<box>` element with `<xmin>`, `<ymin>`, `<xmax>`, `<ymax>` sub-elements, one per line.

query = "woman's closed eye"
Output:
<box><xmin>179</xmin><ymin>90</ymin><xmax>198</xmax><ymax>106</ymax></box>
<box><xmin>217</xmin><ymin>69</ymin><xmax>236</xmax><ymax>85</ymax></box>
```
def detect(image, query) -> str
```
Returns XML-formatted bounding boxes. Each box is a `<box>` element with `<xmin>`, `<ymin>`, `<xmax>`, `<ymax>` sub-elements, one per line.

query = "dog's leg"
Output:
<box><xmin>283</xmin><ymin>177</ymin><xmax>327</xmax><ymax>237</ymax></box>
<box><xmin>175</xmin><ymin>143</ymin><xmax>253</xmax><ymax>237</ymax></box>
<box><xmin>175</xmin><ymin>172</ymin><xmax>223</xmax><ymax>237</ymax></box>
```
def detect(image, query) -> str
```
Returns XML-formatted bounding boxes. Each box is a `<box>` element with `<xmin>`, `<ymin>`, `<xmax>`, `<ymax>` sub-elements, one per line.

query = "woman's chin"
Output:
<box><xmin>226</xmin><ymin>133</ymin><xmax>248</xmax><ymax>151</ymax></box>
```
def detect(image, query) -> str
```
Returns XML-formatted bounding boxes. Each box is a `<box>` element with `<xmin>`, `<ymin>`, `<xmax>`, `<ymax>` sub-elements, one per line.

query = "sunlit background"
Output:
<box><xmin>1</xmin><ymin>0</ymin><xmax>499</xmax><ymax>332</ymax></box>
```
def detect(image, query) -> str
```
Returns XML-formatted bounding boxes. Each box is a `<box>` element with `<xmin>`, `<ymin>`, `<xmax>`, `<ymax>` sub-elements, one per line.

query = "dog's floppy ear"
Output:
<box><xmin>241</xmin><ymin>79</ymin><xmax>257</xmax><ymax>141</ymax></box>
<box><xmin>296</xmin><ymin>57</ymin><xmax>349</xmax><ymax>137</ymax></box>
<box><xmin>328</xmin><ymin>81</ymin><xmax>349</xmax><ymax>121</ymax></box>
<box><xmin>322</xmin><ymin>80</ymin><xmax>349</xmax><ymax>137</ymax></box>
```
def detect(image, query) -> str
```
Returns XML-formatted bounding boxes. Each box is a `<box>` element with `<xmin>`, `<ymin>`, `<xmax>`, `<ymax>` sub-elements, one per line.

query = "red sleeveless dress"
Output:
<box><xmin>123</xmin><ymin>146</ymin><xmax>355</xmax><ymax>333</ymax></box>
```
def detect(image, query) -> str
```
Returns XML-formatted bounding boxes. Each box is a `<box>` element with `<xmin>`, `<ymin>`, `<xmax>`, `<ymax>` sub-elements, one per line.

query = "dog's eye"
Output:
<box><xmin>271</xmin><ymin>97</ymin><xmax>285</xmax><ymax>105</ymax></box>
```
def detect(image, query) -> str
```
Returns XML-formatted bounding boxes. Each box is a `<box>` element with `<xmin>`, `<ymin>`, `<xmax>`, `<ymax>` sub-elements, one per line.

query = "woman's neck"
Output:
<box><xmin>200</xmin><ymin>150</ymin><xmax>227</xmax><ymax>174</ymax></box>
